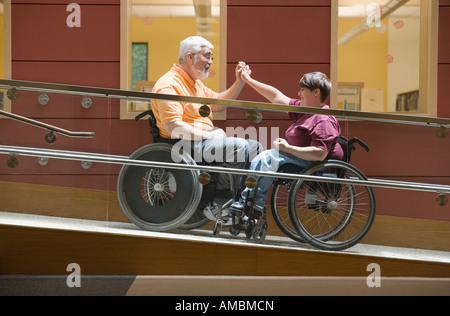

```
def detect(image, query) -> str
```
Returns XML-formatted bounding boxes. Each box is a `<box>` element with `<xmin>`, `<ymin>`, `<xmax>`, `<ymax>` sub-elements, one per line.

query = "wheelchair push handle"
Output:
<box><xmin>135</xmin><ymin>110</ymin><xmax>153</xmax><ymax>121</ymax></box>
<box><xmin>348</xmin><ymin>137</ymin><xmax>370</xmax><ymax>153</ymax></box>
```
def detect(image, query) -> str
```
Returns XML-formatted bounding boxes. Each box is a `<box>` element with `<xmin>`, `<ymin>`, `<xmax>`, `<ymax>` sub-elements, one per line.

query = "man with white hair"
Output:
<box><xmin>152</xmin><ymin>36</ymin><xmax>250</xmax><ymax>141</ymax></box>
<box><xmin>151</xmin><ymin>36</ymin><xmax>262</xmax><ymax>221</ymax></box>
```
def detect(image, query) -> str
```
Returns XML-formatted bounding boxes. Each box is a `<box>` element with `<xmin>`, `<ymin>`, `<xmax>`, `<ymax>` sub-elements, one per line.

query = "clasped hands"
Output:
<box><xmin>236</xmin><ymin>61</ymin><xmax>252</xmax><ymax>82</ymax></box>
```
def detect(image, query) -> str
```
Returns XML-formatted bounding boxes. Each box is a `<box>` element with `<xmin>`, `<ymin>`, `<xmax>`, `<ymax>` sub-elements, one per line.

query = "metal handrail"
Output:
<box><xmin>0</xmin><ymin>145</ymin><xmax>449</xmax><ymax>195</ymax></box>
<box><xmin>1</xmin><ymin>79</ymin><xmax>449</xmax><ymax>129</ymax></box>
<box><xmin>0</xmin><ymin>109</ymin><xmax>95</xmax><ymax>140</ymax></box>
<box><xmin>0</xmin><ymin>80</ymin><xmax>448</xmax><ymax>204</ymax></box>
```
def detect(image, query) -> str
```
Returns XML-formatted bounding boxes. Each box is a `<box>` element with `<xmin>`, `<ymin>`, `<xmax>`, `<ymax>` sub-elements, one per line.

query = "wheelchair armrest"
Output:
<box><xmin>348</xmin><ymin>137</ymin><xmax>370</xmax><ymax>153</ymax></box>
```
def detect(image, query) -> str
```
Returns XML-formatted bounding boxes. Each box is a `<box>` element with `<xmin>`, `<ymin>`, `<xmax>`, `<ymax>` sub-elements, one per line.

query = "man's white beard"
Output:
<box><xmin>195</xmin><ymin>67</ymin><xmax>209</xmax><ymax>80</ymax></box>
<box><xmin>194</xmin><ymin>55</ymin><xmax>210</xmax><ymax>80</ymax></box>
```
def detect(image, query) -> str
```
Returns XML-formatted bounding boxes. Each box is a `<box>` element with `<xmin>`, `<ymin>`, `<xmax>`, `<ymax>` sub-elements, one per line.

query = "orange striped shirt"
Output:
<box><xmin>151</xmin><ymin>65</ymin><xmax>218</xmax><ymax>139</ymax></box>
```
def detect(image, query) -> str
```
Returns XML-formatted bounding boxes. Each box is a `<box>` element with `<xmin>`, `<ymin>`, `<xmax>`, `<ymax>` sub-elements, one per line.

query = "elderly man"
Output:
<box><xmin>151</xmin><ymin>36</ymin><xmax>262</xmax><ymax>220</ymax></box>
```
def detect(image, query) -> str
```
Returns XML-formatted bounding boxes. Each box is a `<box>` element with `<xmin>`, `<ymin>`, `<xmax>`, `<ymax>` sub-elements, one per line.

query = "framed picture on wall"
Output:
<box><xmin>130</xmin><ymin>81</ymin><xmax>155</xmax><ymax>112</ymax></box>
<box><xmin>337</xmin><ymin>82</ymin><xmax>364</xmax><ymax>111</ymax></box>
<box><xmin>361</xmin><ymin>88</ymin><xmax>384</xmax><ymax>112</ymax></box>
<box><xmin>131</xmin><ymin>43</ymin><xmax>148</xmax><ymax>91</ymax></box>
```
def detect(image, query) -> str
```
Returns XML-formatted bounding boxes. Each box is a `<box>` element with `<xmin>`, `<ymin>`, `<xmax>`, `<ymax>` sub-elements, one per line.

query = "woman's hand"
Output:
<box><xmin>273</xmin><ymin>138</ymin><xmax>289</xmax><ymax>152</ymax></box>
<box><xmin>237</xmin><ymin>61</ymin><xmax>251</xmax><ymax>82</ymax></box>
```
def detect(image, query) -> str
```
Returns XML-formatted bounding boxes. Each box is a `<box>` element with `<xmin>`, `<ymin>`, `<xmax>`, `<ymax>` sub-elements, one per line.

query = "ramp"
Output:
<box><xmin>1</xmin><ymin>211</ymin><xmax>450</xmax><ymax>278</ymax></box>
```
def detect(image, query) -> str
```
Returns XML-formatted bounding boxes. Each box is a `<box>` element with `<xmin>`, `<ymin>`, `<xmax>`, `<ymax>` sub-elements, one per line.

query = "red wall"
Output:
<box><xmin>439</xmin><ymin>1</ymin><xmax>450</xmax><ymax>118</ymax></box>
<box><xmin>2</xmin><ymin>0</ymin><xmax>150</xmax><ymax>192</ymax></box>
<box><xmin>1</xmin><ymin>0</ymin><xmax>449</xmax><ymax>221</ymax></box>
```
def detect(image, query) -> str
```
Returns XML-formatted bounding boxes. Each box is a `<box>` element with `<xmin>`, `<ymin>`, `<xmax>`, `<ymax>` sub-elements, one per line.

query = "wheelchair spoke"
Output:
<box><xmin>288</xmin><ymin>160</ymin><xmax>376</xmax><ymax>251</ymax></box>
<box><xmin>140</xmin><ymin>168</ymin><xmax>177</xmax><ymax>207</ymax></box>
<box><xmin>117</xmin><ymin>143</ymin><xmax>202</xmax><ymax>232</ymax></box>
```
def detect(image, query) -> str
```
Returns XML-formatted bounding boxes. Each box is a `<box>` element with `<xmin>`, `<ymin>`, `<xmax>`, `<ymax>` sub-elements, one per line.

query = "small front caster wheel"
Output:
<box><xmin>245</xmin><ymin>220</ymin><xmax>255</xmax><ymax>240</ymax></box>
<box><xmin>252</xmin><ymin>225</ymin><xmax>267</xmax><ymax>244</ymax></box>
<box><xmin>213</xmin><ymin>221</ymin><xmax>222</xmax><ymax>237</ymax></box>
<box><xmin>229</xmin><ymin>227</ymin><xmax>241</xmax><ymax>236</ymax></box>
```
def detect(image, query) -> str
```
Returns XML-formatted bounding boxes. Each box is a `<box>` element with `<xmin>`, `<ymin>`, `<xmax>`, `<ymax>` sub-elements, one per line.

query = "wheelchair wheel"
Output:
<box><xmin>288</xmin><ymin>160</ymin><xmax>376</xmax><ymax>251</ymax></box>
<box><xmin>179</xmin><ymin>209</ymin><xmax>210</xmax><ymax>230</ymax></box>
<box><xmin>270</xmin><ymin>179</ymin><xmax>304</xmax><ymax>243</ymax></box>
<box><xmin>117</xmin><ymin>143</ymin><xmax>202</xmax><ymax>232</ymax></box>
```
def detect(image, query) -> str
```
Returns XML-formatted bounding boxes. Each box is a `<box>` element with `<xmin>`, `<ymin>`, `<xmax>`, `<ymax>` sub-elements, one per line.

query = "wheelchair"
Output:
<box><xmin>116</xmin><ymin>110</ymin><xmax>266</xmax><ymax>242</ymax></box>
<box><xmin>269</xmin><ymin>137</ymin><xmax>376</xmax><ymax>251</ymax></box>
<box><xmin>117</xmin><ymin>110</ymin><xmax>376</xmax><ymax>250</ymax></box>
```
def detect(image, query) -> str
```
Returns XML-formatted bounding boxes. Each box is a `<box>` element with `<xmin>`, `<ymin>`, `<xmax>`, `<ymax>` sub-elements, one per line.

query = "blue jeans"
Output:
<box><xmin>173</xmin><ymin>137</ymin><xmax>262</xmax><ymax>192</ymax></box>
<box><xmin>197</xmin><ymin>137</ymin><xmax>262</xmax><ymax>193</ymax></box>
<box><xmin>240</xmin><ymin>149</ymin><xmax>315</xmax><ymax>207</ymax></box>
<box><xmin>194</xmin><ymin>137</ymin><xmax>262</xmax><ymax>169</ymax></box>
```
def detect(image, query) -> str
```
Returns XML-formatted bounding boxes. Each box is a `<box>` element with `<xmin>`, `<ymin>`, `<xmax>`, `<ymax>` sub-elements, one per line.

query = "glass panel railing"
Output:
<box><xmin>1</xmin><ymin>78</ymin><xmax>449</xmax><ymax>129</ymax></box>
<box><xmin>0</xmin><ymin>79</ymin><xmax>449</xmax><ymax>252</ymax></box>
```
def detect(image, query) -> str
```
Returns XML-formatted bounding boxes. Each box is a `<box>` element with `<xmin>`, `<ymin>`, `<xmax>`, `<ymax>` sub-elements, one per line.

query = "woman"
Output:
<box><xmin>228</xmin><ymin>71</ymin><xmax>344</xmax><ymax>212</ymax></box>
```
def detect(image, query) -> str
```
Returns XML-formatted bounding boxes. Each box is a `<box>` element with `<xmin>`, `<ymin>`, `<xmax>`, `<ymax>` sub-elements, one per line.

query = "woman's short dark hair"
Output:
<box><xmin>299</xmin><ymin>72</ymin><xmax>332</xmax><ymax>103</ymax></box>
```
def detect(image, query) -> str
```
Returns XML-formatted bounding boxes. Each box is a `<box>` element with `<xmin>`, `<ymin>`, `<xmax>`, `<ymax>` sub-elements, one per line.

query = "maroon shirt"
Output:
<box><xmin>286</xmin><ymin>99</ymin><xmax>344</xmax><ymax>160</ymax></box>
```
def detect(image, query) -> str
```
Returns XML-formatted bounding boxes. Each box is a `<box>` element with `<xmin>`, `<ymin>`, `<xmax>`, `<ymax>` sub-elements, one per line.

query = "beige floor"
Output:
<box><xmin>1</xmin><ymin>275</ymin><xmax>449</xmax><ymax>296</ymax></box>
<box><xmin>127</xmin><ymin>275</ymin><xmax>450</xmax><ymax>296</ymax></box>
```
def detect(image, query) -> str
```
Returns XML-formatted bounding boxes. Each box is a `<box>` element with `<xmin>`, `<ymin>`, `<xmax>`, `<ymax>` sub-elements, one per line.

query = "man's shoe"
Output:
<box><xmin>228</xmin><ymin>201</ymin><xmax>245</xmax><ymax>212</ymax></box>
<box><xmin>225</xmin><ymin>201</ymin><xmax>265</xmax><ymax>214</ymax></box>
<box><xmin>252</xmin><ymin>204</ymin><xmax>266</xmax><ymax>213</ymax></box>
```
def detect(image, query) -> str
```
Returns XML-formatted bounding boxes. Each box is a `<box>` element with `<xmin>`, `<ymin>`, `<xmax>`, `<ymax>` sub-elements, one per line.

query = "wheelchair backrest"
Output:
<box><xmin>135</xmin><ymin>109</ymin><xmax>159</xmax><ymax>138</ymax></box>
<box><xmin>135</xmin><ymin>110</ymin><xmax>179</xmax><ymax>145</ymax></box>
<box><xmin>338</xmin><ymin>136</ymin><xmax>370</xmax><ymax>163</ymax></box>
